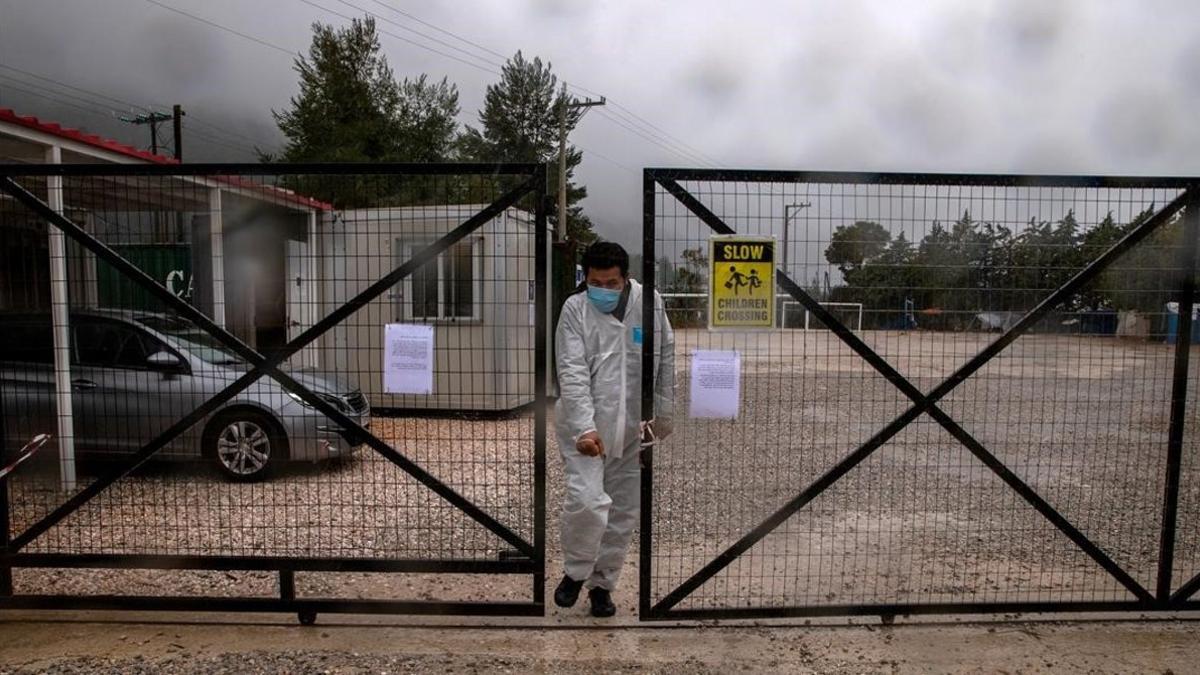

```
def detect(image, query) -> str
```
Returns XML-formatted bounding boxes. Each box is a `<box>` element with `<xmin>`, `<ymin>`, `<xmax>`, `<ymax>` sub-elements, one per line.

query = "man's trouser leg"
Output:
<box><xmin>560</xmin><ymin>441</ymin><xmax>611</xmax><ymax>582</ymax></box>
<box><xmin>588</xmin><ymin>443</ymin><xmax>641</xmax><ymax>591</ymax></box>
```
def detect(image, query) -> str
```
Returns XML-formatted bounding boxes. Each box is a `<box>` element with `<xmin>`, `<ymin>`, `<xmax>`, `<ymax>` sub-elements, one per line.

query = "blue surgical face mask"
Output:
<box><xmin>586</xmin><ymin>285</ymin><xmax>621</xmax><ymax>313</ymax></box>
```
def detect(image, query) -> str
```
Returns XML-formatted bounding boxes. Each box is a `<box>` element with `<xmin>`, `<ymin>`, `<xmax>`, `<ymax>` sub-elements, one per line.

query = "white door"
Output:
<box><xmin>286</xmin><ymin>233</ymin><xmax>319</xmax><ymax>369</ymax></box>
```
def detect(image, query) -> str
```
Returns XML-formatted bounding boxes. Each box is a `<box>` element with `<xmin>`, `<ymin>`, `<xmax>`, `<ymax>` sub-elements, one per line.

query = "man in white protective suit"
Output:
<box><xmin>553</xmin><ymin>241</ymin><xmax>675</xmax><ymax>617</ymax></box>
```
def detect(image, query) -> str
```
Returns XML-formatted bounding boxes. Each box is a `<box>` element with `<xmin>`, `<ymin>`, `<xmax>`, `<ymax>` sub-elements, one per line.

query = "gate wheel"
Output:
<box><xmin>298</xmin><ymin>610</ymin><xmax>317</xmax><ymax>626</ymax></box>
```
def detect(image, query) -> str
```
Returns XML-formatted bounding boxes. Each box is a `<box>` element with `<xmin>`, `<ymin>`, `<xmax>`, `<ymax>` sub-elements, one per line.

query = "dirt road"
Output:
<box><xmin>2</xmin><ymin>612</ymin><xmax>1198</xmax><ymax>673</ymax></box>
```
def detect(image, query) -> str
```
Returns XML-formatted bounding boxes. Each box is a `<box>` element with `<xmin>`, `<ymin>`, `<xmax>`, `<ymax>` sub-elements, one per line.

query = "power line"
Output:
<box><xmin>183</xmin><ymin>127</ymin><xmax>263</xmax><ymax>157</ymax></box>
<box><xmin>0</xmin><ymin>74</ymin><xmax>128</xmax><ymax>118</ymax></box>
<box><xmin>0</xmin><ymin>79</ymin><xmax>260</xmax><ymax>157</ymax></box>
<box><xmin>142</xmin><ymin>0</ymin><xmax>297</xmax><ymax>56</ymax></box>
<box><xmin>299</xmin><ymin>0</ymin><xmax>716</xmax><ymax>166</ymax></box>
<box><xmin>364</xmin><ymin>0</ymin><xmax>720</xmax><ymax>164</ymax></box>
<box><xmin>315</xmin><ymin>2</ymin><xmax>709</xmax><ymax>166</ymax></box>
<box><xmin>0</xmin><ymin>72</ymin><xmax>267</xmax><ymax>156</ymax></box>
<box><xmin>567</xmin><ymin>82</ymin><xmax>722</xmax><ymax>166</ymax></box>
<box><xmin>0</xmin><ymin>64</ymin><xmax>149</xmax><ymax>114</ymax></box>
<box><xmin>169</xmin><ymin>114</ymin><xmax>275</xmax><ymax>150</ymax></box>
<box><xmin>574</xmin><ymin>143</ymin><xmax>638</xmax><ymax>174</ymax></box>
<box><xmin>140</xmin><ymin>0</ymin><xmax>716</xmax><ymax>166</ymax></box>
<box><xmin>331</xmin><ymin>0</ymin><xmax>506</xmax><ymax>71</ymax></box>
<box><xmin>0</xmin><ymin>63</ymin><xmax>279</xmax><ymax>151</ymax></box>
<box><xmin>364</xmin><ymin>0</ymin><xmax>721</xmax><ymax>165</ymax></box>
<box><xmin>0</xmin><ymin>80</ymin><xmax>123</xmax><ymax>124</ymax></box>
<box><xmin>593</xmin><ymin>108</ymin><xmax>713</xmax><ymax>167</ymax></box>
<box><xmin>121</xmin><ymin>109</ymin><xmax>172</xmax><ymax>155</ymax></box>
<box><xmin>296</xmin><ymin>0</ymin><xmax>503</xmax><ymax>76</ymax></box>
<box><xmin>369</xmin><ymin>0</ymin><xmax>508</xmax><ymax>61</ymax></box>
<box><xmin>597</xmin><ymin>108</ymin><xmax>714</xmax><ymax>167</ymax></box>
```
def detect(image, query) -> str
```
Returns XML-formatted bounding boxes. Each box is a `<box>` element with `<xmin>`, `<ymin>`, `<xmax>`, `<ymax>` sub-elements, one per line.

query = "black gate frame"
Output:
<box><xmin>0</xmin><ymin>162</ymin><xmax>548</xmax><ymax>620</ymax></box>
<box><xmin>640</xmin><ymin>168</ymin><xmax>1200</xmax><ymax>621</ymax></box>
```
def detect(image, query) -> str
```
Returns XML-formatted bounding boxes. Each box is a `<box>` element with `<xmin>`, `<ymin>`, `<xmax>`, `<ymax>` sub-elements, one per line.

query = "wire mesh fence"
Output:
<box><xmin>0</xmin><ymin>164</ymin><xmax>546</xmax><ymax>614</ymax></box>
<box><xmin>642</xmin><ymin>171</ymin><xmax>1200</xmax><ymax>618</ymax></box>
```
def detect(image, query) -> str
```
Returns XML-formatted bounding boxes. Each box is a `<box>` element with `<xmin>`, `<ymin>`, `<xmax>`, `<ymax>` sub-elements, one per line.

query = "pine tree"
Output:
<box><xmin>268</xmin><ymin>18</ymin><xmax>462</xmax><ymax>206</ymax></box>
<box><xmin>459</xmin><ymin>51</ymin><xmax>597</xmax><ymax>244</ymax></box>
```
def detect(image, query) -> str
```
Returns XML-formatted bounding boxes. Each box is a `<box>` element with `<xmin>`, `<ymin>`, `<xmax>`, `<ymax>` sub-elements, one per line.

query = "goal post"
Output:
<box><xmin>781</xmin><ymin>301</ymin><xmax>864</xmax><ymax>331</ymax></box>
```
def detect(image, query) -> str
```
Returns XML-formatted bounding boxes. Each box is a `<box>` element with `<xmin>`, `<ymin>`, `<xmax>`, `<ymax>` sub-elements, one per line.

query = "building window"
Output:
<box><xmin>397</xmin><ymin>238</ymin><xmax>482</xmax><ymax>321</ymax></box>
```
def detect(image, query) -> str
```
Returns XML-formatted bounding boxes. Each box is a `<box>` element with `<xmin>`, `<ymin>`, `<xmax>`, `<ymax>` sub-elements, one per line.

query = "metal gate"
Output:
<box><xmin>0</xmin><ymin>163</ymin><xmax>547</xmax><ymax>621</ymax></box>
<box><xmin>640</xmin><ymin>169</ymin><xmax>1200</xmax><ymax>620</ymax></box>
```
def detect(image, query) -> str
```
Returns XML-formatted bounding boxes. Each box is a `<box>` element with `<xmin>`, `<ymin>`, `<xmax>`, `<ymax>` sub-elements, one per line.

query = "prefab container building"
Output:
<box><xmin>320</xmin><ymin>205</ymin><xmax>542</xmax><ymax>413</ymax></box>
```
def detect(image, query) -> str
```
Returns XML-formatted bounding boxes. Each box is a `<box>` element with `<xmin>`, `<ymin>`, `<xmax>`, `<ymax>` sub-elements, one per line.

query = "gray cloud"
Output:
<box><xmin>2</xmin><ymin>0</ymin><xmax>1200</xmax><ymax>249</ymax></box>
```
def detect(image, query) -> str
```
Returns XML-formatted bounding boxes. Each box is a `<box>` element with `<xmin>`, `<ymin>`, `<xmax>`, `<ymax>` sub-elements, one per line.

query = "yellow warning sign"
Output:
<box><xmin>709</xmin><ymin>236</ymin><xmax>776</xmax><ymax>329</ymax></box>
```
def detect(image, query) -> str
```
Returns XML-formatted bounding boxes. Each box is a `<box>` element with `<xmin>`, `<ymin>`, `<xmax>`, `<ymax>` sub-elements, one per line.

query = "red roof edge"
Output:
<box><xmin>0</xmin><ymin>107</ymin><xmax>179</xmax><ymax>164</ymax></box>
<box><xmin>216</xmin><ymin>175</ymin><xmax>333</xmax><ymax>211</ymax></box>
<box><xmin>0</xmin><ymin>108</ymin><xmax>332</xmax><ymax>210</ymax></box>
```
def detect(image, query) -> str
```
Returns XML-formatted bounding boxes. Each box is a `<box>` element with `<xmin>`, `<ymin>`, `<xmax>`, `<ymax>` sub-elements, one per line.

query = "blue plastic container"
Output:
<box><xmin>1165</xmin><ymin>302</ymin><xmax>1200</xmax><ymax>344</ymax></box>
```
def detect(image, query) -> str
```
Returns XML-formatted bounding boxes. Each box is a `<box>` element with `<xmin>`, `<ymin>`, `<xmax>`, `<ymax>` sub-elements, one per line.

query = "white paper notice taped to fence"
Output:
<box><xmin>384</xmin><ymin>324</ymin><xmax>434</xmax><ymax>395</ymax></box>
<box><xmin>689</xmin><ymin>350</ymin><xmax>741</xmax><ymax>419</ymax></box>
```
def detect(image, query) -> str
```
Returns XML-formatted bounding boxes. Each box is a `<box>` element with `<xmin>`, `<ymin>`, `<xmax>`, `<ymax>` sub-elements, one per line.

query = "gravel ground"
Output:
<box><xmin>0</xmin><ymin>651</ymin><xmax>710</xmax><ymax>675</ymax></box>
<box><xmin>5</xmin><ymin>330</ymin><xmax>1200</xmax><ymax>617</ymax></box>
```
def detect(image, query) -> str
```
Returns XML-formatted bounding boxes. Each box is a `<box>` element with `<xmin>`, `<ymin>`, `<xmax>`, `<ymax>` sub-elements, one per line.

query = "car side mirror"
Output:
<box><xmin>146</xmin><ymin>351</ymin><xmax>185</xmax><ymax>375</ymax></box>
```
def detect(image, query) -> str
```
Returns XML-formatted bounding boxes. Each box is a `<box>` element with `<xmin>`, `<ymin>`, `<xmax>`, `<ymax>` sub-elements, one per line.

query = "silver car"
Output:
<box><xmin>0</xmin><ymin>309</ymin><xmax>369</xmax><ymax>481</ymax></box>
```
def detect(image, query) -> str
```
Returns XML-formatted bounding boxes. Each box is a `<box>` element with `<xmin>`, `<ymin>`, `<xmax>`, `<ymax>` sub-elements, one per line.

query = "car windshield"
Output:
<box><xmin>135</xmin><ymin>315</ymin><xmax>243</xmax><ymax>366</ymax></box>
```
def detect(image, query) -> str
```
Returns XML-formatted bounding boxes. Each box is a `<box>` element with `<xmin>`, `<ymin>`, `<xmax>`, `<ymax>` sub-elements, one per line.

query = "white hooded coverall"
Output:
<box><xmin>555</xmin><ymin>279</ymin><xmax>675</xmax><ymax>590</ymax></box>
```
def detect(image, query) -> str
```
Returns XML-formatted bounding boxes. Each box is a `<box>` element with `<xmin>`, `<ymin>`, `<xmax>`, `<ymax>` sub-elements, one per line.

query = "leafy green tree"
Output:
<box><xmin>1094</xmin><ymin>206</ymin><xmax>1183</xmax><ymax>313</ymax></box>
<box><xmin>663</xmin><ymin>247</ymin><xmax>708</xmax><ymax>327</ymax></box>
<box><xmin>825</xmin><ymin>221</ymin><xmax>891</xmax><ymax>275</ymax></box>
<box><xmin>271</xmin><ymin>18</ymin><xmax>401</xmax><ymax>164</ymax></box>
<box><xmin>395</xmin><ymin>74</ymin><xmax>462</xmax><ymax>162</ymax></box>
<box><xmin>1077</xmin><ymin>211</ymin><xmax>1125</xmax><ymax>309</ymax></box>
<box><xmin>268</xmin><ymin>18</ymin><xmax>462</xmax><ymax>206</ymax></box>
<box><xmin>1003</xmin><ymin>210</ymin><xmax>1085</xmax><ymax>312</ymax></box>
<box><xmin>910</xmin><ymin>220</ymin><xmax>958</xmax><ymax>320</ymax></box>
<box><xmin>459</xmin><ymin>51</ymin><xmax>596</xmax><ymax>244</ymax></box>
<box><xmin>825</xmin><ymin>203</ymin><xmax>1183</xmax><ymax>332</ymax></box>
<box><xmin>834</xmin><ymin>231</ymin><xmax>919</xmax><ymax>328</ymax></box>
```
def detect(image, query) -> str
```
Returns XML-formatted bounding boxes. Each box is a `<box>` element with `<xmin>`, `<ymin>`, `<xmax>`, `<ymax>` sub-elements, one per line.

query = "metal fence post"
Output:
<box><xmin>533</xmin><ymin>163</ymin><xmax>548</xmax><ymax>608</ymax></box>
<box><xmin>0</xmin><ymin>487</ymin><xmax>9</xmax><ymax>597</ymax></box>
<box><xmin>639</xmin><ymin>171</ymin><xmax>657</xmax><ymax>619</ymax></box>
<box><xmin>0</xmin><ymin>390</ymin><xmax>10</xmax><ymax>597</ymax></box>
<box><xmin>1158</xmin><ymin>188</ymin><xmax>1200</xmax><ymax>604</ymax></box>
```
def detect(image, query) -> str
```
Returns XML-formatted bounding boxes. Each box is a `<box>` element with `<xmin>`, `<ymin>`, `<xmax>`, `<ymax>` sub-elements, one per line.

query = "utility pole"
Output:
<box><xmin>779</xmin><ymin>202</ymin><xmax>812</xmax><ymax>328</ymax></box>
<box><xmin>557</xmin><ymin>88</ymin><xmax>605</xmax><ymax>241</ymax></box>
<box><xmin>122</xmin><ymin>109</ymin><xmax>173</xmax><ymax>156</ymax></box>
<box><xmin>782</xmin><ymin>202</ymin><xmax>812</xmax><ymax>279</ymax></box>
<box><xmin>172</xmin><ymin>104</ymin><xmax>185</xmax><ymax>161</ymax></box>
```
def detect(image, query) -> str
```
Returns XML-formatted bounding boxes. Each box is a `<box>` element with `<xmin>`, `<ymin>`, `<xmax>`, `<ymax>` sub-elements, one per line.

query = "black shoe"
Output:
<box><xmin>554</xmin><ymin>574</ymin><xmax>584</xmax><ymax>608</ymax></box>
<box><xmin>589</xmin><ymin>587</ymin><xmax>616</xmax><ymax>617</ymax></box>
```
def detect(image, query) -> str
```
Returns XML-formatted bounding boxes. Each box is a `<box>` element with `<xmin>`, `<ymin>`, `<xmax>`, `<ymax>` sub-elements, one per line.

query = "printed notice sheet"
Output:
<box><xmin>384</xmin><ymin>324</ymin><xmax>434</xmax><ymax>395</ymax></box>
<box><xmin>689</xmin><ymin>350</ymin><xmax>741</xmax><ymax>419</ymax></box>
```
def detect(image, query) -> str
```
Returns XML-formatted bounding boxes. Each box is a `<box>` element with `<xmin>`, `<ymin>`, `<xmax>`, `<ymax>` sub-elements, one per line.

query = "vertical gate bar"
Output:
<box><xmin>0</xmin><ymin>480</ymin><xmax>9</xmax><ymax>597</ymax></box>
<box><xmin>639</xmin><ymin>172</ymin><xmax>657</xmax><ymax>619</ymax></box>
<box><xmin>533</xmin><ymin>165</ymin><xmax>548</xmax><ymax>607</ymax></box>
<box><xmin>0</xmin><ymin>366</ymin><xmax>9</xmax><ymax>596</ymax></box>
<box><xmin>1158</xmin><ymin>188</ymin><xmax>1200</xmax><ymax>602</ymax></box>
<box><xmin>279</xmin><ymin>570</ymin><xmax>296</xmax><ymax>602</ymax></box>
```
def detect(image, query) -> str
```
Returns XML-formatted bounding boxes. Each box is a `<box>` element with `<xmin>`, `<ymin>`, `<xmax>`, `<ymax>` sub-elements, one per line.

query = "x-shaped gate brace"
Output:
<box><xmin>0</xmin><ymin>165</ymin><xmax>546</xmax><ymax>567</ymax></box>
<box><xmin>644</xmin><ymin>173</ymin><xmax>1199</xmax><ymax>616</ymax></box>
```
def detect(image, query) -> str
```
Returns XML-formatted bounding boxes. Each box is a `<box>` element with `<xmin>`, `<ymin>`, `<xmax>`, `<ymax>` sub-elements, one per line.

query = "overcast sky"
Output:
<box><xmin>2</xmin><ymin>0</ymin><xmax>1199</xmax><ymax>249</ymax></box>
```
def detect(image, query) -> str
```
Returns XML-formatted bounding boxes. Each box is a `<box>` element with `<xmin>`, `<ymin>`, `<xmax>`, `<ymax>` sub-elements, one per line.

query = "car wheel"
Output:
<box><xmin>206</xmin><ymin>410</ymin><xmax>284</xmax><ymax>481</ymax></box>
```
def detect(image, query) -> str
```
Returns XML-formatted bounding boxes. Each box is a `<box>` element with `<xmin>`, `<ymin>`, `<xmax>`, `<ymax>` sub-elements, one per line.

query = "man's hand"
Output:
<box><xmin>577</xmin><ymin>431</ymin><xmax>605</xmax><ymax>457</ymax></box>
